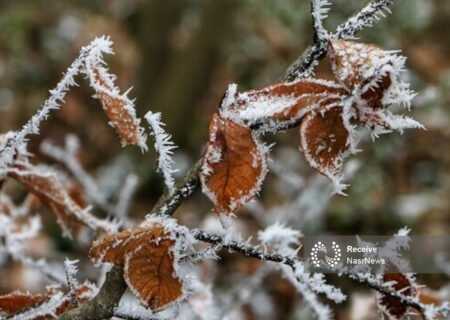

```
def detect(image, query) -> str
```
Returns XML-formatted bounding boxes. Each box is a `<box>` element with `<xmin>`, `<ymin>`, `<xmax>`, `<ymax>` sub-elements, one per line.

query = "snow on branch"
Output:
<box><xmin>311</xmin><ymin>0</ymin><xmax>331</xmax><ymax>41</ymax></box>
<box><xmin>40</xmin><ymin>135</ymin><xmax>110</xmax><ymax>212</ymax></box>
<box><xmin>191</xmin><ymin>228</ymin><xmax>447</xmax><ymax>320</ymax></box>
<box><xmin>144</xmin><ymin>111</ymin><xmax>178</xmax><ymax>195</ymax></box>
<box><xmin>282</xmin><ymin>0</ymin><xmax>395</xmax><ymax>81</ymax></box>
<box><xmin>64</xmin><ymin>259</ymin><xmax>80</xmax><ymax>307</ymax></box>
<box><xmin>335</xmin><ymin>0</ymin><xmax>394</xmax><ymax>39</ymax></box>
<box><xmin>0</xmin><ymin>37</ymin><xmax>112</xmax><ymax>178</ymax></box>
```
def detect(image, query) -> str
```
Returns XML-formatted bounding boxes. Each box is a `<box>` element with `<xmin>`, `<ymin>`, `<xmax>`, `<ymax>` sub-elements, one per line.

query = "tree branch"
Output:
<box><xmin>58</xmin><ymin>265</ymin><xmax>127</xmax><ymax>320</ymax></box>
<box><xmin>56</xmin><ymin>1</ymin><xmax>399</xmax><ymax>319</ymax></box>
<box><xmin>281</xmin><ymin>0</ymin><xmax>395</xmax><ymax>82</ymax></box>
<box><xmin>192</xmin><ymin>229</ymin><xmax>449</xmax><ymax>319</ymax></box>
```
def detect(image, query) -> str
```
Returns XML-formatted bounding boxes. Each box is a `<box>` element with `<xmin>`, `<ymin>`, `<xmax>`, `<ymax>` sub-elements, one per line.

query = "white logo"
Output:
<box><xmin>310</xmin><ymin>241</ymin><xmax>341</xmax><ymax>268</ymax></box>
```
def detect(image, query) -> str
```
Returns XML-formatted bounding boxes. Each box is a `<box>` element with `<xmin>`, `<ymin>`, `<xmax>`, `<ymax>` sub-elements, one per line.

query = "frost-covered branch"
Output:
<box><xmin>311</xmin><ymin>0</ymin><xmax>331</xmax><ymax>43</ymax></box>
<box><xmin>41</xmin><ymin>136</ymin><xmax>138</xmax><ymax>223</ymax></box>
<box><xmin>335</xmin><ymin>0</ymin><xmax>394</xmax><ymax>39</ymax></box>
<box><xmin>0</xmin><ymin>37</ymin><xmax>113</xmax><ymax>178</ymax></box>
<box><xmin>282</xmin><ymin>0</ymin><xmax>395</xmax><ymax>81</ymax></box>
<box><xmin>114</xmin><ymin>173</ymin><xmax>139</xmax><ymax>221</ymax></box>
<box><xmin>191</xmin><ymin>228</ymin><xmax>448</xmax><ymax>320</ymax></box>
<box><xmin>40</xmin><ymin>136</ymin><xmax>111</xmax><ymax>212</ymax></box>
<box><xmin>144</xmin><ymin>111</ymin><xmax>178</xmax><ymax>195</ymax></box>
<box><xmin>64</xmin><ymin>259</ymin><xmax>80</xmax><ymax>307</ymax></box>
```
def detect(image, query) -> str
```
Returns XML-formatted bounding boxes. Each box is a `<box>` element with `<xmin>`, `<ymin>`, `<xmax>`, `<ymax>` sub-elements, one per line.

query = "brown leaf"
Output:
<box><xmin>224</xmin><ymin>80</ymin><xmax>348</xmax><ymax>126</ymax></box>
<box><xmin>0</xmin><ymin>284</ymin><xmax>95</xmax><ymax>317</ymax></box>
<box><xmin>328</xmin><ymin>39</ymin><xmax>393</xmax><ymax>109</ymax></box>
<box><xmin>85</xmin><ymin>63</ymin><xmax>146</xmax><ymax>150</ymax></box>
<box><xmin>8</xmin><ymin>165</ymin><xmax>112</xmax><ymax>236</ymax></box>
<box><xmin>124</xmin><ymin>239</ymin><xmax>182</xmax><ymax>311</ymax></box>
<box><xmin>200</xmin><ymin>113</ymin><xmax>268</xmax><ymax>214</ymax></box>
<box><xmin>90</xmin><ymin>222</ymin><xmax>183</xmax><ymax>312</ymax></box>
<box><xmin>0</xmin><ymin>290</ymin><xmax>49</xmax><ymax>314</ymax></box>
<box><xmin>299</xmin><ymin>106</ymin><xmax>350</xmax><ymax>193</ymax></box>
<box><xmin>378</xmin><ymin>273</ymin><xmax>415</xmax><ymax>319</ymax></box>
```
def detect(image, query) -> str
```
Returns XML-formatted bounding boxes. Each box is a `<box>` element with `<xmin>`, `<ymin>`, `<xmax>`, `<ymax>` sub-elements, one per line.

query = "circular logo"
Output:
<box><xmin>310</xmin><ymin>241</ymin><xmax>341</xmax><ymax>268</ymax></box>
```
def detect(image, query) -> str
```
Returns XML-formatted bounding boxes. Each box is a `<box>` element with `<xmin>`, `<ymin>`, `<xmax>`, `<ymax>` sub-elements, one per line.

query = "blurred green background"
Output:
<box><xmin>0</xmin><ymin>0</ymin><xmax>448</xmax><ymax>318</ymax></box>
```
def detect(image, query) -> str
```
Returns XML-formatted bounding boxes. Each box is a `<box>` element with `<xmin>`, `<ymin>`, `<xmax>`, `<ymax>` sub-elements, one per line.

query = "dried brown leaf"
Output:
<box><xmin>299</xmin><ymin>106</ymin><xmax>350</xmax><ymax>192</ymax></box>
<box><xmin>200</xmin><ymin>113</ymin><xmax>268</xmax><ymax>214</ymax></box>
<box><xmin>8</xmin><ymin>165</ymin><xmax>112</xmax><ymax>236</ymax></box>
<box><xmin>90</xmin><ymin>222</ymin><xmax>183</xmax><ymax>312</ymax></box>
<box><xmin>328</xmin><ymin>39</ymin><xmax>393</xmax><ymax>109</ymax></box>
<box><xmin>85</xmin><ymin>64</ymin><xmax>146</xmax><ymax>150</ymax></box>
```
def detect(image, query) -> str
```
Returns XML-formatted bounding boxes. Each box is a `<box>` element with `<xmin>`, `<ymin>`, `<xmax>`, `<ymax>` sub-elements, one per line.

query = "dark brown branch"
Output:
<box><xmin>192</xmin><ymin>229</ymin><xmax>449</xmax><ymax>319</ymax></box>
<box><xmin>58</xmin><ymin>265</ymin><xmax>127</xmax><ymax>320</ymax></box>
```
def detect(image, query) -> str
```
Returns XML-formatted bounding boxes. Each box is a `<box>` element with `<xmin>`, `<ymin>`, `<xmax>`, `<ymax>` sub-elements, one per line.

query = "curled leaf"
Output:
<box><xmin>84</xmin><ymin>56</ymin><xmax>147</xmax><ymax>151</ymax></box>
<box><xmin>328</xmin><ymin>39</ymin><xmax>415</xmax><ymax>109</ymax></box>
<box><xmin>200</xmin><ymin>113</ymin><xmax>268</xmax><ymax>214</ymax></box>
<box><xmin>221</xmin><ymin>80</ymin><xmax>348</xmax><ymax>130</ymax></box>
<box><xmin>299</xmin><ymin>106</ymin><xmax>350</xmax><ymax>193</ymax></box>
<box><xmin>90</xmin><ymin>220</ymin><xmax>183</xmax><ymax>312</ymax></box>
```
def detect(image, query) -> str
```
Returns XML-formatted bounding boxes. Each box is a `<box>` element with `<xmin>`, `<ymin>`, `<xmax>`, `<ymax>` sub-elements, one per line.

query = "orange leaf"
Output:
<box><xmin>85</xmin><ymin>63</ymin><xmax>146</xmax><ymax>150</ymax></box>
<box><xmin>124</xmin><ymin>240</ymin><xmax>182</xmax><ymax>311</ymax></box>
<box><xmin>200</xmin><ymin>113</ymin><xmax>268</xmax><ymax>214</ymax></box>
<box><xmin>299</xmin><ymin>106</ymin><xmax>350</xmax><ymax>193</ymax></box>
<box><xmin>90</xmin><ymin>222</ymin><xmax>183</xmax><ymax>312</ymax></box>
<box><xmin>0</xmin><ymin>291</ymin><xmax>49</xmax><ymax>314</ymax></box>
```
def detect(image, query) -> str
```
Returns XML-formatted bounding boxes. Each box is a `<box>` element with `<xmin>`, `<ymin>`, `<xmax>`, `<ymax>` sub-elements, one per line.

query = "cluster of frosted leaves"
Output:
<box><xmin>84</xmin><ymin>51</ymin><xmax>147</xmax><ymax>151</ymax></box>
<box><xmin>0</xmin><ymin>282</ymin><xmax>96</xmax><ymax>319</ymax></box>
<box><xmin>376</xmin><ymin>273</ymin><xmax>416</xmax><ymax>320</ymax></box>
<box><xmin>90</xmin><ymin>216</ymin><xmax>187</xmax><ymax>312</ymax></box>
<box><xmin>7</xmin><ymin>163</ymin><xmax>115</xmax><ymax>238</ymax></box>
<box><xmin>200</xmin><ymin>39</ymin><xmax>423</xmax><ymax>212</ymax></box>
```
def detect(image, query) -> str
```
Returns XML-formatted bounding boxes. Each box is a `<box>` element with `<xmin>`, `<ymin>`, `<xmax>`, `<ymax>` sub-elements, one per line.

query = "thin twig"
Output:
<box><xmin>191</xmin><ymin>229</ymin><xmax>449</xmax><ymax>319</ymax></box>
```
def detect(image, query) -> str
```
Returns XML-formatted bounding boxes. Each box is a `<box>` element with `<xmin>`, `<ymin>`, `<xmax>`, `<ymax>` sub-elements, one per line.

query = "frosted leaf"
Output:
<box><xmin>90</xmin><ymin>215</ymin><xmax>195</xmax><ymax>312</ymax></box>
<box><xmin>357</xmin><ymin>107</ymin><xmax>425</xmax><ymax>140</ymax></box>
<box><xmin>220</xmin><ymin>79</ymin><xmax>348</xmax><ymax>132</ymax></box>
<box><xmin>376</xmin><ymin>273</ymin><xmax>416</xmax><ymax>320</ymax></box>
<box><xmin>328</xmin><ymin>39</ymin><xmax>416</xmax><ymax>109</ymax></box>
<box><xmin>200</xmin><ymin>113</ymin><xmax>269</xmax><ymax>215</ymax></box>
<box><xmin>83</xmin><ymin>37</ymin><xmax>147</xmax><ymax>151</ymax></box>
<box><xmin>299</xmin><ymin>106</ymin><xmax>352</xmax><ymax>195</ymax></box>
